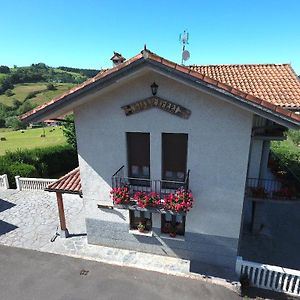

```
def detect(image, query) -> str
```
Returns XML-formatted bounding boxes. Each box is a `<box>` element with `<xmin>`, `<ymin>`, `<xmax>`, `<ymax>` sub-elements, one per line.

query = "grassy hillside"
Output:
<box><xmin>0</xmin><ymin>127</ymin><xmax>67</xmax><ymax>155</ymax></box>
<box><xmin>0</xmin><ymin>63</ymin><xmax>99</xmax><ymax>127</ymax></box>
<box><xmin>0</xmin><ymin>82</ymin><xmax>75</xmax><ymax>107</ymax></box>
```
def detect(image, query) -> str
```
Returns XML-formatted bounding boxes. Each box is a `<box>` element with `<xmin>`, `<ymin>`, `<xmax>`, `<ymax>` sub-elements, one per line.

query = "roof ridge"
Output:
<box><xmin>189</xmin><ymin>63</ymin><xmax>291</xmax><ymax>67</ymax></box>
<box><xmin>20</xmin><ymin>48</ymin><xmax>300</xmax><ymax>126</ymax></box>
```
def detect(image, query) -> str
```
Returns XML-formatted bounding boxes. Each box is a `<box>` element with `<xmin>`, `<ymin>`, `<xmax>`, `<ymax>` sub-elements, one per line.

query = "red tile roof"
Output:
<box><xmin>189</xmin><ymin>64</ymin><xmax>300</xmax><ymax>108</ymax></box>
<box><xmin>46</xmin><ymin>167</ymin><xmax>82</xmax><ymax>195</ymax></box>
<box><xmin>20</xmin><ymin>49</ymin><xmax>300</xmax><ymax>126</ymax></box>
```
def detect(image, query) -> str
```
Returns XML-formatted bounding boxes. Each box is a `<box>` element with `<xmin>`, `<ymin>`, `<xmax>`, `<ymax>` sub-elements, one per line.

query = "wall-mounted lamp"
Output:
<box><xmin>151</xmin><ymin>82</ymin><xmax>158</xmax><ymax>96</ymax></box>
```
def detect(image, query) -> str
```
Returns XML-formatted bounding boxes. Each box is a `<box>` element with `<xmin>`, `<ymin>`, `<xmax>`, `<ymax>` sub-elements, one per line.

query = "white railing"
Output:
<box><xmin>15</xmin><ymin>176</ymin><xmax>56</xmax><ymax>191</ymax></box>
<box><xmin>236</xmin><ymin>256</ymin><xmax>300</xmax><ymax>297</ymax></box>
<box><xmin>0</xmin><ymin>174</ymin><xmax>9</xmax><ymax>189</ymax></box>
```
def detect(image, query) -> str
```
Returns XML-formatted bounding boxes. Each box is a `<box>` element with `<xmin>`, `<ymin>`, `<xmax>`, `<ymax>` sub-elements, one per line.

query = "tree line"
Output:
<box><xmin>0</xmin><ymin>63</ymin><xmax>100</xmax><ymax>95</ymax></box>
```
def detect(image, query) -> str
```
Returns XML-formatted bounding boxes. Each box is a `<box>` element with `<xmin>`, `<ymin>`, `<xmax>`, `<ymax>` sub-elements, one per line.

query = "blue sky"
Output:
<box><xmin>1</xmin><ymin>0</ymin><xmax>299</xmax><ymax>73</ymax></box>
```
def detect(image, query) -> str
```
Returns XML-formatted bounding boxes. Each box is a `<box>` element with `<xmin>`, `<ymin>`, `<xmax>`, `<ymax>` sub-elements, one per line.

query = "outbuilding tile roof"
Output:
<box><xmin>46</xmin><ymin>167</ymin><xmax>81</xmax><ymax>195</ymax></box>
<box><xmin>189</xmin><ymin>64</ymin><xmax>300</xmax><ymax>108</ymax></box>
<box><xmin>20</xmin><ymin>48</ymin><xmax>300</xmax><ymax>126</ymax></box>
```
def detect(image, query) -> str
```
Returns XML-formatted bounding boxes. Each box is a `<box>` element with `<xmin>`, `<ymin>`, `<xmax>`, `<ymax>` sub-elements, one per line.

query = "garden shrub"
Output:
<box><xmin>288</xmin><ymin>130</ymin><xmax>300</xmax><ymax>146</ymax></box>
<box><xmin>271</xmin><ymin>140</ymin><xmax>300</xmax><ymax>180</ymax></box>
<box><xmin>0</xmin><ymin>145</ymin><xmax>78</xmax><ymax>188</ymax></box>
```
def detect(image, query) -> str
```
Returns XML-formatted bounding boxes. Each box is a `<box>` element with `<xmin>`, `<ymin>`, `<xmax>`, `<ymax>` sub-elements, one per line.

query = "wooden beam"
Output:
<box><xmin>56</xmin><ymin>192</ymin><xmax>67</xmax><ymax>231</ymax></box>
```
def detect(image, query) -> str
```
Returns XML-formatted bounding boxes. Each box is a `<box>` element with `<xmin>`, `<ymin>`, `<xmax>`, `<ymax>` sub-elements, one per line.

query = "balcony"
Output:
<box><xmin>245</xmin><ymin>177</ymin><xmax>300</xmax><ymax>202</ymax></box>
<box><xmin>111</xmin><ymin>166</ymin><xmax>190</xmax><ymax>199</ymax></box>
<box><xmin>251</xmin><ymin>125</ymin><xmax>287</xmax><ymax>140</ymax></box>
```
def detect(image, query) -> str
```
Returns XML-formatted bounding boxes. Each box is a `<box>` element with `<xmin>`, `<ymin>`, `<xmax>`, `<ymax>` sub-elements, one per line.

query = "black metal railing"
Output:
<box><xmin>111</xmin><ymin>166</ymin><xmax>190</xmax><ymax>198</ymax></box>
<box><xmin>245</xmin><ymin>177</ymin><xmax>300</xmax><ymax>201</ymax></box>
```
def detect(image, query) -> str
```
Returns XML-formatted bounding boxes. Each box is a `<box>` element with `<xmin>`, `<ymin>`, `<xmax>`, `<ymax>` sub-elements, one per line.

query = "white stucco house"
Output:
<box><xmin>21</xmin><ymin>48</ymin><xmax>300</xmax><ymax>276</ymax></box>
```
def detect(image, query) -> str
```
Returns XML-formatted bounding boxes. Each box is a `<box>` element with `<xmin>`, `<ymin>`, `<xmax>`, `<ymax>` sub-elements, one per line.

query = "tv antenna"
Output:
<box><xmin>179</xmin><ymin>30</ymin><xmax>190</xmax><ymax>65</ymax></box>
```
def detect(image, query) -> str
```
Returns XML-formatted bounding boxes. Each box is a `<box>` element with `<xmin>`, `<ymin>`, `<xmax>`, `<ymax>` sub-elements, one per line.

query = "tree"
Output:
<box><xmin>0</xmin><ymin>118</ymin><xmax>5</xmax><ymax>128</ymax></box>
<box><xmin>17</xmin><ymin>101</ymin><xmax>34</xmax><ymax>115</ymax></box>
<box><xmin>0</xmin><ymin>65</ymin><xmax>10</xmax><ymax>74</ymax></box>
<box><xmin>5</xmin><ymin>89</ymin><xmax>14</xmax><ymax>97</ymax></box>
<box><xmin>5</xmin><ymin>116</ymin><xmax>26</xmax><ymax>130</ymax></box>
<box><xmin>62</xmin><ymin>115</ymin><xmax>77</xmax><ymax>150</ymax></box>
<box><xmin>46</xmin><ymin>83</ymin><xmax>56</xmax><ymax>90</ymax></box>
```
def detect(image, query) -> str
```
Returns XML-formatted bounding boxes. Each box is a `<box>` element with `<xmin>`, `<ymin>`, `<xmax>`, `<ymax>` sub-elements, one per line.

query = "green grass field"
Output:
<box><xmin>0</xmin><ymin>127</ymin><xmax>67</xmax><ymax>155</ymax></box>
<box><xmin>0</xmin><ymin>82</ymin><xmax>75</xmax><ymax>107</ymax></box>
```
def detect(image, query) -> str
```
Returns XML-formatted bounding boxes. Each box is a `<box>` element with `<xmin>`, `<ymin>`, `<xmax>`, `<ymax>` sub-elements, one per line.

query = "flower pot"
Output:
<box><xmin>169</xmin><ymin>232</ymin><xmax>177</xmax><ymax>238</ymax></box>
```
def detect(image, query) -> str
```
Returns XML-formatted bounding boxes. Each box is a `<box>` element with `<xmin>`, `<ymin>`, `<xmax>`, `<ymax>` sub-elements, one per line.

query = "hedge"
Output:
<box><xmin>271</xmin><ymin>140</ymin><xmax>300</xmax><ymax>181</ymax></box>
<box><xmin>0</xmin><ymin>145</ymin><xmax>78</xmax><ymax>188</ymax></box>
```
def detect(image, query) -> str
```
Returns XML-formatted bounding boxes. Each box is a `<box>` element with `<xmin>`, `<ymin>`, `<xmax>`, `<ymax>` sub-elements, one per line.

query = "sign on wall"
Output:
<box><xmin>121</xmin><ymin>96</ymin><xmax>191</xmax><ymax>119</ymax></box>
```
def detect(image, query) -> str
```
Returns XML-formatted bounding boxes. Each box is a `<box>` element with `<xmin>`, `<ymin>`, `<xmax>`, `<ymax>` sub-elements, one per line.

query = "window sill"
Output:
<box><xmin>160</xmin><ymin>233</ymin><xmax>185</xmax><ymax>241</ymax></box>
<box><xmin>129</xmin><ymin>229</ymin><xmax>153</xmax><ymax>237</ymax></box>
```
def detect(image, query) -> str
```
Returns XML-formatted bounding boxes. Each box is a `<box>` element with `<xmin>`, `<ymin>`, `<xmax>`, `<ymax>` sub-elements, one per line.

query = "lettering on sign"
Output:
<box><xmin>121</xmin><ymin>96</ymin><xmax>191</xmax><ymax>119</ymax></box>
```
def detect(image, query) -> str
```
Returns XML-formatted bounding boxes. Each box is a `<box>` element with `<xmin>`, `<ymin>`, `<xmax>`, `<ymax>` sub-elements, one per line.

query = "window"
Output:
<box><xmin>127</xmin><ymin>133</ymin><xmax>150</xmax><ymax>179</ymax></box>
<box><xmin>162</xmin><ymin>133</ymin><xmax>188</xmax><ymax>190</ymax></box>
<box><xmin>129</xmin><ymin>210</ymin><xmax>152</xmax><ymax>232</ymax></box>
<box><xmin>161</xmin><ymin>213</ymin><xmax>185</xmax><ymax>236</ymax></box>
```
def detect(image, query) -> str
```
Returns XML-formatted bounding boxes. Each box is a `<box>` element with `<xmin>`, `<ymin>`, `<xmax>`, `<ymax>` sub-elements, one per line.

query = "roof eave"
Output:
<box><xmin>20</xmin><ymin>52</ymin><xmax>300</xmax><ymax>129</ymax></box>
<box><xmin>44</xmin><ymin>188</ymin><xmax>82</xmax><ymax>195</ymax></box>
<box><xmin>20</xmin><ymin>57</ymin><xmax>146</xmax><ymax>123</ymax></box>
<box><xmin>145</xmin><ymin>60</ymin><xmax>300</xmax><ymax>129</ymax></box>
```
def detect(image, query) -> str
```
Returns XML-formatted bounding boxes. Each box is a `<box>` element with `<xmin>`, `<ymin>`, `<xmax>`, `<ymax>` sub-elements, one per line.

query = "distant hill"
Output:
<box><xmin>0</xmin><ymin>63</ymin><xmax>100</xmax><ymax>128</ymax></box>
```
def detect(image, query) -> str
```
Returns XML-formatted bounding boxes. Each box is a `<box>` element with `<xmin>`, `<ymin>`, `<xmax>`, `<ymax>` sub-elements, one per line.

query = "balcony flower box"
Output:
<box><xmin>272</xmin><ymin>187</ymin><xmax>293</xmax><ymax>200</ymax></box>
<box><xmin>250</xmin><ymin>187</ymin><xmax>268</xmax><ymax>199</ymax></box>
<box><xmin>134</xmin><ymin>191</ymin><xmax>161</xmax><ymax>209</ymax></box>
<box><xmin>110</xmin><ymin>186</ymin><xmax>130</xmax><ymax>207</ymax></box>
<box><xmin>163</xmin><ymin>188</ymin><xmax>193</xmax><ymax>213</ymax></box>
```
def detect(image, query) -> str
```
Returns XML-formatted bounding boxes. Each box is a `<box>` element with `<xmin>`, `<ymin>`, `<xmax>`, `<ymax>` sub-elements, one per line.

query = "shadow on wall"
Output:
<box><xmin>0</xmin><ymin>198</ymin><xmax>16</xmax><ymax>213</ymax></box>
<box><xmin>0</xmin><ymin>220</ymin><xmax>18</xmax><ymax>236</ymax></box>
<box><xmin>98</xmin><ymin>208</ymin><xmax>126</xmax><ymax>221</ymax></box>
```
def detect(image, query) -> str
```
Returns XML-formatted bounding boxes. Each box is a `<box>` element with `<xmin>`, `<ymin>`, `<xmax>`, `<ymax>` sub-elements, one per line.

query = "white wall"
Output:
<box><xmin>74</xmin><ymin>68</ymin><xmax>253</xmax><ymax>240</ymax></box>
<box><xmin>247</xmin><ymin>140</ymin><xmax>263</xmax><ymax>179</ymax></box>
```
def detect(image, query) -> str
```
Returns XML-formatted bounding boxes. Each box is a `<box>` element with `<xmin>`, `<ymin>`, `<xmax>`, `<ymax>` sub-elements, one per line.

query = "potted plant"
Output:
<box><xmin>110</xmin><ymin>186</ymin><xmax>130</xmax><ymax>206</ymax></box>
<box><xmin>251</xmin><ymin>187</ymin><xmax>268</xmax><ymax>199</ymax></box>
<box><xmin>137</xmin><ymin>222</ymin><xmax>145</xmax><ymax>233</ymax></box>
<box><xmin>169</xmin><ymin>225</ymin><xmax>177</xmax><ymax>238</ymax></box>
<box><xmin>273</xmin><ymin>187</ymin><xmax>293</xmax><ymax>200</ymax></box>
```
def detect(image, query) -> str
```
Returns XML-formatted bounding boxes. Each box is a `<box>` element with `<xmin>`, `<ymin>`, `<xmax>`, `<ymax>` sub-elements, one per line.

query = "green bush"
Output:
<box><xmin>5</xmin><ymin>116</ymin><xmax>26</xmax><ymax>130</ymax></box>
<box><xmin>5</xmin><ymin>89</ymin><xmax>13</xmax><ymax>97</ymax></box>
<box><xmin>288</xmin><ymin>130</ymin><xmax>300</xmax><ymax>146</ymax></box>
<box><xmin>46</xmin><ymin>83</ymin><xmax>56</xmax><ymax>90</ymax></box>
<box><xmin>25</xmin><ymin>91</ymin><xmax>40</xmax><ymax>100</ymax></box>
<box><xmin>8</xmin><ymin>163</ymin><xmax>37</xmax><ymax>177</ymax></box>
<box><xmin>271</xmin><ymin>140</ymin><xmax>300</xmax><ymax>180</ymax></box>
<box><xmin>0</xmin><ymin>145</ymin><xmax>78</xmax><ymax>188</ymax></box>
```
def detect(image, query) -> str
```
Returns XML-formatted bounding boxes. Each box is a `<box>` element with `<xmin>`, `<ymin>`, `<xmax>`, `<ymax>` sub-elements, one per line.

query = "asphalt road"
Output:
<box><xmin>0</xmin><ymin>245</ymin><xmax>241</xmax><ymax>300</ymax></box>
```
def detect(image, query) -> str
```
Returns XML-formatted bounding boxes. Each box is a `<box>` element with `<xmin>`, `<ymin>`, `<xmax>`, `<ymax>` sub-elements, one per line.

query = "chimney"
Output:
<box><xmin>110</xmin><ymin>51</ymin><xmax>126</xmax><ymax>67</ymax></box>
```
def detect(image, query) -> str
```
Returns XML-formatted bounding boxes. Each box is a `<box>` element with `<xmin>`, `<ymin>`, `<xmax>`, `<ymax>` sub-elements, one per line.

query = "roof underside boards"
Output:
<box><xmin>20</xmin><ymin>49</ymin><xmax>300</xmax><ymax>129</ymax></box>
<box><xmin>45</xmin><ymin>167</ymin><xmax>82</xmax><ymax>195</ymax></box>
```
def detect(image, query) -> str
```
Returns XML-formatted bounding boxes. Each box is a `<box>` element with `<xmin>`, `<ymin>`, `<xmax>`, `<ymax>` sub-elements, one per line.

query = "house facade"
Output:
<box><xmin>21</xmin><ymin>48</ymin><xmax>300</xmax><ymax>275</ymax></box>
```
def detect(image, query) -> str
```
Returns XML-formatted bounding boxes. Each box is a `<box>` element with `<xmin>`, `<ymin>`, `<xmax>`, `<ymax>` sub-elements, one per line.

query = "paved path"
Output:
<box><xmin>0</xmin><ymin>189</ymin><xmax>85</xmax><ymax>249</ymax></box>
<box><xmin>0</xmin><ymin>190</ymin><xmax>191</xmax><ymax>275</ymax></box>
<box><xmin>239</xmin><ymin>200</ymin><xmax>300</xmax><ymax>270</ymax></box>
<box><xmin>0</xmin><ymin>245</ymin><xmax>242</xmax><ymax>300</ymax></box>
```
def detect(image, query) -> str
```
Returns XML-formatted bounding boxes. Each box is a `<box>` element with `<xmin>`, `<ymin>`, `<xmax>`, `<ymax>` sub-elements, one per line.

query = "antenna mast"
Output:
<box><xmin>179</xmin><ymin>30</ymin><xmax>190</xmax><ymax>65</ymax></box>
